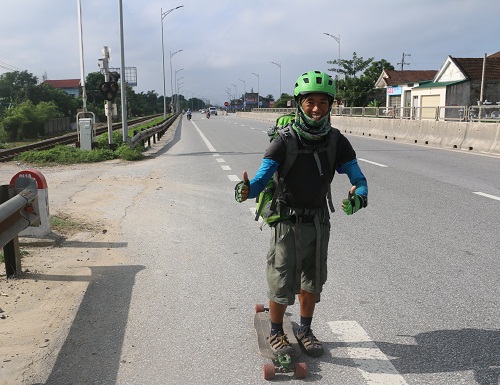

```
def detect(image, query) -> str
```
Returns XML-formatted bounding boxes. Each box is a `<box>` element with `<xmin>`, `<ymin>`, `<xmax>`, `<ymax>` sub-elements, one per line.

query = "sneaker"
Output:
<box><xmin>296</xmin><ymin>327</ymin><xmax>324</xmax><ymax>357</ymax></box>
<box><xmin>268</xmin><ymin>331</ymin><xmax>295</xmax><ymax>356</ymax></box>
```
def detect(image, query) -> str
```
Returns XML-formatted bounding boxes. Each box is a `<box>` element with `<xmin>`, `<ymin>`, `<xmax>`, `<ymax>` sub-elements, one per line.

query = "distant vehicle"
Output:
<box><xmin>209</xmin><ymin>107</ymin><xmax>217</xmax><ymax>116</ymax></box>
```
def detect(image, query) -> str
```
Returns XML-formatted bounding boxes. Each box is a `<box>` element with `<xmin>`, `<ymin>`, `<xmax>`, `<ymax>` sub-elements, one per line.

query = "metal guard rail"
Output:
<box><xmin>1</xmin><ymin>178</ymin><xmax>40</xmax><ymax>278</ymax></box>
<box><xmin>129</xmin><ymin>113</ymin><xmax>180</xmax><ymax>148</ymax></box>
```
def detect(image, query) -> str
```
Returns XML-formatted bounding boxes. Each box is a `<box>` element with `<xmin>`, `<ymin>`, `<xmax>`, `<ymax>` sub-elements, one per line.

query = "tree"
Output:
<box><xmin>327</xmin><ymin>53</ymin><xmax>394</xmax><ymax>107</ymax></box>
<box><xmin>273</xmin><ymin>93</ymin><xmax>294</xmax><ymax>108</ymax></box>
<box><xmin>0</xmin><ymin>100</ymin><xmax>60</xmax><ymax>140</ymax></box>
<box><xmin>328</xmin><ymin>52</ymin><xmax>373</xmax><ymax>79</ymax></box>
<box><xmin>0</xmin><ymin>71</ymin><xmax>39</xmax><ymax>105</ymax></box>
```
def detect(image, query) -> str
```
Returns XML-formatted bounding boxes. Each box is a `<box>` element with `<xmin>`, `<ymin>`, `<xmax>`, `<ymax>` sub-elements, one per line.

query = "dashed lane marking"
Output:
<box><xmin>473</xmin><ymin>192</ymin><xmax>500</xmax><ymax>201</ymax></box>
<box><xmin>328</xmin><ymin>321</ymin><xmax>409</xmax><ymax>385</ymax></box>
<box><xmin>358</xmin><ymin>158</ymin><xmax>388</xmax><ymax>168</ymax></box>
<box><xmin>221</xmin><ymin>165</ymin><xmax>231</xmax><ymax>171</ymax></box>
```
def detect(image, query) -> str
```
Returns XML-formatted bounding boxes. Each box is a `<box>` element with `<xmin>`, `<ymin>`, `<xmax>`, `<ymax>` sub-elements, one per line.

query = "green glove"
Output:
<box><xmin>342</xmin><ymin>191</ymin><xmax>367</xmax><ymax>215</ymax></box>
<box><xmin>234</xmin><ymin>180</ymin><xmax>249</xmax><ymax>202</ymax></box>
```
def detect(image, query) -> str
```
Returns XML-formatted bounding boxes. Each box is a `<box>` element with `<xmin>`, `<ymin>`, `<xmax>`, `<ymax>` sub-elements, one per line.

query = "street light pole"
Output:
<box><xmin>118</xmin><ymin>0</ymin><xmax>128</xmax><ymax>142</ymax></box>
<box><xmin>231</xmin><ymin>83</ymin><xmax>237</xmax><ymax>109</ymax></box>
<box><xmin>252</xmin><ymin>72</ymin><xmax>259</xmax><ymax>110</ymax></box>
<box><xmin>170</xmin><ymin>49</ymin><xmax>183</xmax><ymax>113</ymax></box>
<box><xmin>174</xmin><ymin>68</ymin><xmax>184</xmax><ymax>113</ymax></box>
<box><xmin>270</xmin><ymin>62</ymin><xmax>281</xmax><ymax>99</ymax></box>
<box><xmin>239</xmin><ymin>79</ymin><xmax>246</xmax><ymax>111</ymax></box>
<box><xmin>161</xmin><ymin>5</ymin><xmax>183</xmax><ymax>118</ymax></box>
<box><xmin>77</xmin><ymin>0</ymin><xmax>87</xmax><ymax>113</ymax></box>
<box><xmin>324</xmin><ymin>32</ymin><xmax>341</xmax><ymax>78</ymax></box>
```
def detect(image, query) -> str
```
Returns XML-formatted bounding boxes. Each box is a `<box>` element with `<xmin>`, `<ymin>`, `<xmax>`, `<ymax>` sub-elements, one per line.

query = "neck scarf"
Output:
<box><xmin>292</xmin><ymin>105</ymin><xmax>331</xmax><ymax>141</ymax></box>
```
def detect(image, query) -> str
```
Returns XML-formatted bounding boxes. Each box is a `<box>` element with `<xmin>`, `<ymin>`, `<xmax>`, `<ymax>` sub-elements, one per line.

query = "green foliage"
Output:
<box><xmin>327</xmin><ymin>53</ymin><xmax>395</xmax><ymax>107</ymax></box>
<box><xmin>273</xmin><ymin>93</ymin><xmax>295</xmax><ymax>108</ymax></box>
<box><xmin>114</xmin><ymin>144</ymin><xmax>144</xmax><ymax>161</ymax></box>
<box><xmin>0</xmin><ymin>100</ymin><xmax>61</xmax><ymax>140</ymax></box>
<box><xmin>17</xmin><ymin>145</ymin><xmax>116</xmax><ymax>164</ymax></box>
<box><xmin>95</xmin><ymin>131</ymin><xmax>124</xmax><ymax>148</ymax></box>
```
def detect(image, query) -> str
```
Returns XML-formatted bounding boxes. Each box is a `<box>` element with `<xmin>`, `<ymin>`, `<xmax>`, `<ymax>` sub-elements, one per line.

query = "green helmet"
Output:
<box><xmin>294</xmin><ymin>71</ymin><xmax>336</xmax><ymax>98</ymax></box>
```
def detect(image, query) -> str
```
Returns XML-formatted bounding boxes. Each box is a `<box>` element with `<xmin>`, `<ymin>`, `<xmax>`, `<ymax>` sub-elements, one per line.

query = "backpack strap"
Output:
<box><xmin>269</xmin><ymin>125</ymin><xmax>298</xmax><ymax>212</ymax></box>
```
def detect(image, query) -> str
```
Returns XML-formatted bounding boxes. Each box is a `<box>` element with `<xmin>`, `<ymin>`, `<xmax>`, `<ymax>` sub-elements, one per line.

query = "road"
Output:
<box><xmin>38</xmin><ymin>112</ymin><xmax>500</xmax><ymax>384</ymax></box>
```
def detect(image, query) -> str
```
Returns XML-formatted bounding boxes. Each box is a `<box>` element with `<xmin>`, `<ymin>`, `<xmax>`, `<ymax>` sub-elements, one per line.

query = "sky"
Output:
<box><xmin>1</xmin><ymin>0</ymin><xmax>499</xmax><ymax>106</ymax></box>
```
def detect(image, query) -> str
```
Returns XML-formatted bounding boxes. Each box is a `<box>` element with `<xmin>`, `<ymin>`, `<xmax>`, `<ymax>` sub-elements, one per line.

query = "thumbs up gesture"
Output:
<box><xmin>234</xmin><ymin>171</ymin><xmax>250</xmax><ymax>202</ymax></box>
<box><xmin>342</xmin><ymin>186</ymin><xmax>367</xmax><ymax>215</ymax></box>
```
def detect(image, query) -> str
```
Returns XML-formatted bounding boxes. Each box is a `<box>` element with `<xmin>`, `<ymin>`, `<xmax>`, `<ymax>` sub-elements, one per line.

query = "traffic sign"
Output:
<box><xmin>224</xmin><ymin>101</ymin><xmax>229</xmax><ymax>107</ymax></box>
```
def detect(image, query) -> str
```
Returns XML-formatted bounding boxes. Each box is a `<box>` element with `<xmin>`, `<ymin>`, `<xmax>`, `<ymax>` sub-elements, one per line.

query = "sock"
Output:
<box><xmin>298</xmin><ymin>316</ymin><xmax>312</xmax><ymax>333</ymax></box>
<box><xmin>270</xmin><ymin>322</ymin><xmax>284</xmax><ymax>336</ymax></box>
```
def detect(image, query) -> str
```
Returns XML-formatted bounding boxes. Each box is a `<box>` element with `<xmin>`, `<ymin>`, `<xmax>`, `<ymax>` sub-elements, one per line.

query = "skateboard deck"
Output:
<box><xmin>254</xmin><ymin>304</ymin><xmax>307</xmax><ymax>380</ymax></box>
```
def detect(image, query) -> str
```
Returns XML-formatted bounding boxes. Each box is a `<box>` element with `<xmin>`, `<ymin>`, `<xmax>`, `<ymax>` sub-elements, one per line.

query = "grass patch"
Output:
<box><xmin>50</xmin><ymin>214</ymin><xmax>100</xmax><ymax>236</ymax></box>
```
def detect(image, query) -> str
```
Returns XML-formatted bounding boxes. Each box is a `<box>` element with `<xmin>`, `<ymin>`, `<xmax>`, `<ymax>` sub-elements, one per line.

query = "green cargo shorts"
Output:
<box><xmin>266</xmin><ymin>218</ymin><xmax>330</xmax><ymax>305</ymax></box>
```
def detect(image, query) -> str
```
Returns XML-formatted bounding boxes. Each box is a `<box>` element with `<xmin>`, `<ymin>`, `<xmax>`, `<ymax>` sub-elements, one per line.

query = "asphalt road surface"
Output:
<box><xmin>42</xmin><ymin>112</ymin><xmax>500</xmax><ymax>384</ymax></box>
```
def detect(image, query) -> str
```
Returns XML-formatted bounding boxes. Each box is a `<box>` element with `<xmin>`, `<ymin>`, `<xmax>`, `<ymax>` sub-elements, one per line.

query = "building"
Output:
<box><xmin>43</xmin><ymin>79</ymin><xmax>81</xmax><ymax>97</ymax></box>
<box><xmin>375</xmin><ymin>70</ymin><xmax>438</xmax><ymax>111</ymax></box>
<box><xmin>375</xmin><ymin>51</ymin><xmax>500</xmax><ymax>120</ymax></box>
<box><xmin>412</xmin><ymin>52</ymin><xmax>500</xmax><ymax>118</ymax></box>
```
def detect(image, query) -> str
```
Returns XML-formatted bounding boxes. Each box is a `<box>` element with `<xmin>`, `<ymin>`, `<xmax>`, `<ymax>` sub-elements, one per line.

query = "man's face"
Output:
<box><xmin>300</xmin><ymin>93</ymin><xmax>330</xmax><ymax>121</ymax></box>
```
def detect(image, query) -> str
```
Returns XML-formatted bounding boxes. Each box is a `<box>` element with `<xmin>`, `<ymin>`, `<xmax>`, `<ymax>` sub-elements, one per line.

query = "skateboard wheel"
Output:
<box><xmin>263</xmin><ymin>363</ymin><xmax>276</xmax><ymax>380</ymax></box>
<box><xmin>295</xmin><ymin>362</ymin><xmax>307</xmax><ymax>379</ymax></box>
<box><xmin>255</xmin><ymin>304</ymin><xmax>266</xmax><ymax>313</ymax></box>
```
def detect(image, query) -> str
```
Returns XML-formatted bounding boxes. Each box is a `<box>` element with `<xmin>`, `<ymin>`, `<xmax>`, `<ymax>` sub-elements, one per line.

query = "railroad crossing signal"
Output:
<box><xmin>99</xmin><ymin>81</ymin><xmax>119</xmax><ymax>101</ymax></box>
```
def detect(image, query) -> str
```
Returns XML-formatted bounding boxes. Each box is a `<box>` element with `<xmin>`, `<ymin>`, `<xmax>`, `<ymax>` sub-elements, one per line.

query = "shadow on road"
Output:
<box><xmin>38</xmin><ymin>264</ymin><xmax>145</xmax><ymax>385</ymax></box>
<box><xmin>326</xmin><ymin>328</ymin><xmax>500</xmax><ymax>385</ymax></box>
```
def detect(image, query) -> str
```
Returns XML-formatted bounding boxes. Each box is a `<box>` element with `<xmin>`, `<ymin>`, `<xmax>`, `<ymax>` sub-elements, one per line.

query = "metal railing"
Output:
<box><xmin>253</xmin><ymin>105</ymin><xmax>500</xmax><ymax>122</ymax></box>
<box><xmin>1</xmin><ymin>177</ymin><xmax>40</xmax><ymax>278</ymax></box>
<box><xmin>129</xmin><ymin>113</ymin><xmax>179</xmax><ymax>149</ymax></box>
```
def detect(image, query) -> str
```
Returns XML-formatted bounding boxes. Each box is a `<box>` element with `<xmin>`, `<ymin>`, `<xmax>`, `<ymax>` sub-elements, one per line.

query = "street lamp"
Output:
<box><xmin>324</xmin><ymin>32</ymin><xmax>340</xmax><ymax>78</ymax></box>
<box><xmin>170</xmin><ymin>49</ymin><xmax>183</xmax><ymax>112</ymax></box>
<box><xmin>239</xmin><ymin>79</ymin><xmax>246</xmax><ymax>111</ymax></box>
<box><xmin>174</xmin><ymin>68</ymin><xmax>184</xmax><ymax>113</ymax></box>
<box><xmin>252</xmin><ymin>72</ymin><xmax>259</xmax><ymax>109</ymax></box>
<box><xmin>270</xmin><ymin>62</ymin><xmax>281</xmax><ymax>99</ymax></box>
<box><xmin>161</xmin><ymin>5</ymin><xmax>183</xmax><ymax>118</ymax></box>
<box><xmin>231</xmin><ymin>83</ymin><xmax>237</xmax><ymax>109</ymax></box>
<box><xmin>177</xmin><ymin>77</ymin><xmax>184</xmax><ymax>112</ymax></box>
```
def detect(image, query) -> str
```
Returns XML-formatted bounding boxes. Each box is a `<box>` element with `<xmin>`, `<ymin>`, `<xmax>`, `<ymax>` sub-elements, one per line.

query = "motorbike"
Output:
<box><xmin>187</xmin><ymin>112</ymin><xmax>192</xmax><ymax>120</ymax></box>
<box><xmin>206</xmin><ymin>111</ymin><xmax>210</xmax><ymax>119</ymax></box>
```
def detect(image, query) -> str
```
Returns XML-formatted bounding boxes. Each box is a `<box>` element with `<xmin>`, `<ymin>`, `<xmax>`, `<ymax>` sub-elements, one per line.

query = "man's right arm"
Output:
<box><xmin>246</xmin><ymin>158</ymin><xmax>279</xmax><ymax>199</ymax></box>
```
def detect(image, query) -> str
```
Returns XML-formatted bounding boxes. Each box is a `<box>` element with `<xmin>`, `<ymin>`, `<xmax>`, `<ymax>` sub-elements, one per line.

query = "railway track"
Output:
<box><xmin>0</xmin><ymin>115</ymin><xmax>161</xmax><ymax>162</ymax></box>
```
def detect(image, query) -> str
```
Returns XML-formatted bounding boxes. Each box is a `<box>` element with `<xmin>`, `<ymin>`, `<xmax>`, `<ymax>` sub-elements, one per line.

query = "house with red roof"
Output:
<box><xmin>412</xmin><ymin>52</ymin><xmax>500</xmax><ymax>118</ymax></box>
<box><xmin>376</xmin><ymin>52</ymin><xmax>500</xmax><ymax>120</ymax></box>
<box><xmin>375</xmin><ymin>70</ymin><xmax>437</xmax><ymax>111</ymax></box>
<box><xmin>43</xmin><ymin>79</ymin><xmax>81</xmax><ymax>97</ymax></box>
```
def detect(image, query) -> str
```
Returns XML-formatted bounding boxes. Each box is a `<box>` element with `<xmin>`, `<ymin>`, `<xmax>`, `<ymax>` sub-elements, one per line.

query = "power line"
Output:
<box><xmin>397</xmin><ymin>52</ymin><xmax>411</xmax><ymax>71</ymax></box>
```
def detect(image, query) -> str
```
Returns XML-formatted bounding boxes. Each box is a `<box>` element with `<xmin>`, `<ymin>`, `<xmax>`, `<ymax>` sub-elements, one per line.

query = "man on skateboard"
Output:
<box><xmin>235</xmin><ymin>71</ymin><xmax>368</xmax><ymax>357</ymax></box>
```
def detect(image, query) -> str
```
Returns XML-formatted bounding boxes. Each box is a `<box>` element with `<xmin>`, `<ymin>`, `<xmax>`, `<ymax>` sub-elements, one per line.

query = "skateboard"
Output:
<box><xmin>254</xmin><ymin>304</ymin><xmax>307</xmax><ymax>380</ymax></box>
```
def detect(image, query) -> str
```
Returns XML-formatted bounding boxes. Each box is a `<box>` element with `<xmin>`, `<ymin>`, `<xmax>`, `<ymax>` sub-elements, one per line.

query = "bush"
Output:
<box><xmin>95</xmin><ymin>131</ymin><xmax>124</xmax><ymax>149</ymax></box>
<box><xmin>17</xmin><ymin>145</ymin><xmax>116</xmax><ymax>164</ymax></box>
<box><xmin>115</xmin><ymin>144</ymin><xmax>144</xmax><ymax>161</ymax></box>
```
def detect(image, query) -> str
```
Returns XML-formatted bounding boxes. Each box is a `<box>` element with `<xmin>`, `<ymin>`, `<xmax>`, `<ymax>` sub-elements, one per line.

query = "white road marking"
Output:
<box><xmin>358</xmin><ymin>158</ymin><xmax>388</xmax><ymax>168</ymax></box>
<box><xmin>192</xmin><ymin>121</ymin><xmax>216</xmax><ymax>152</ymax></box>
<box><xmin>328</xmin><ymin>321</ymin><xmax>409</xmax><ymax>385</ymax></box>
<box><xmin>227</xmin><ymin>175</ymin><xmax>240</xmax><ymax>182</ymax></box>
<box><xmin>221</xmin><ymin>165</ymin><xmax>231</xmax><ymax>171</ymax></box>
<box><xmin>216</xmin><ymin>158</ymin><xmax>225</xmax><ymax>163</ymax></box>
<box><xmin>212</xmin><ymin>153</ymin><xmax>220</xmax><ymax>156</ymax></box>
<box><xmin>473</xmin><ymin>192</ymin><xmax>500</xmax><ymax>201</ymax></box>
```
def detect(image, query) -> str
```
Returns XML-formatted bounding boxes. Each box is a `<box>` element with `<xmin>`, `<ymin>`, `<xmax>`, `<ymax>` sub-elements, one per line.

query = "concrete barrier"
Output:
<box><xmin>236</xmin><ymin>112</ymin><xmax>500</xmax><ymax>155</ymax></box>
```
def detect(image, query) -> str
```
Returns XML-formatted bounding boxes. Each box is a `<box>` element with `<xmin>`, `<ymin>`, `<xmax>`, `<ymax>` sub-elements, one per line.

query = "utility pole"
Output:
<box><xmin>98</xmin><ymin>47</ymin><xmax>113</xmax><ymax>146</ymax></box>
<box><xmin>398</xmin><ymin>52</ymin><xmax>411</xmax><ymax>71</ymax></box>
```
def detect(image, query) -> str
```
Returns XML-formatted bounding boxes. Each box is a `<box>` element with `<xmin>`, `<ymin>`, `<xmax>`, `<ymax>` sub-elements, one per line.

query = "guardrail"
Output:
<box><xmin>129</xmin><ymin>113</ymin><xmax>180</xmax><ymax>149</ymax></box>
<box><xmin>253</xmin><ymin>105</ymin><xmax>500</xmax><ymax>123</ymax></box>
<box><xmin>1</xmin><ymin>176</ymin><xmax>40</xmax><ymax>278</ymax></box>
